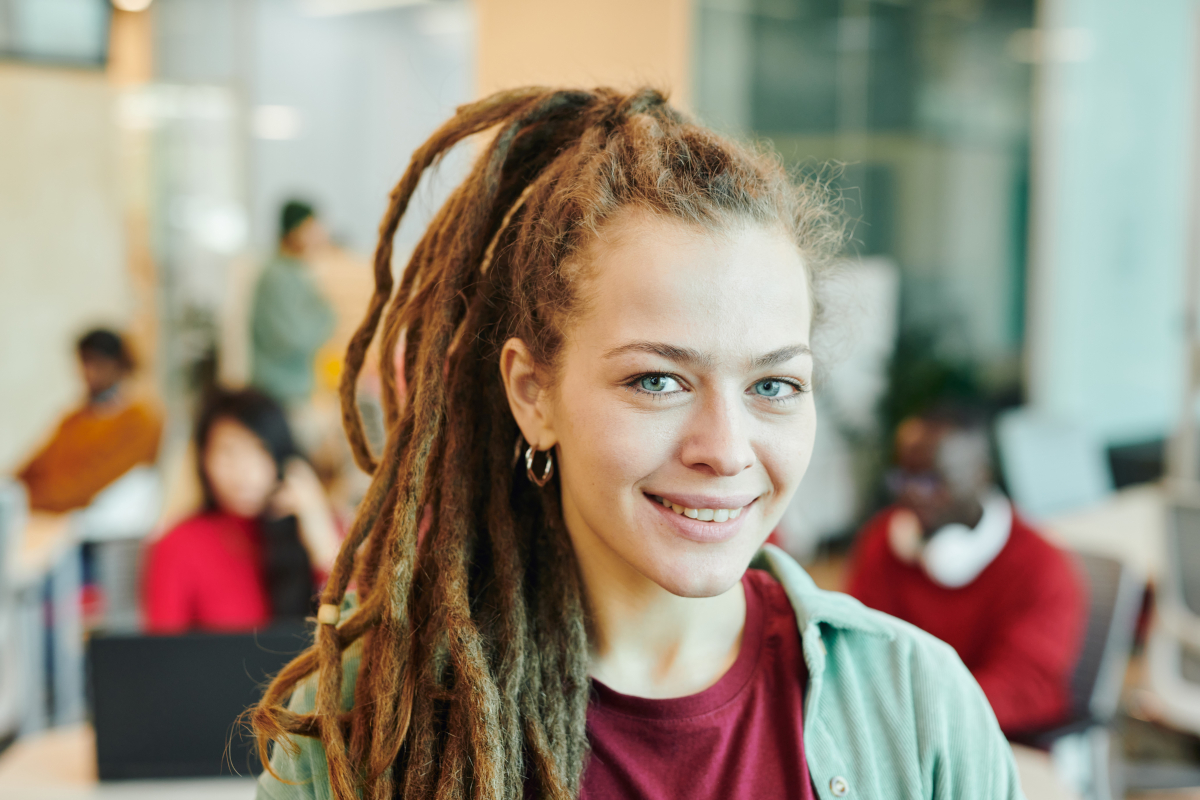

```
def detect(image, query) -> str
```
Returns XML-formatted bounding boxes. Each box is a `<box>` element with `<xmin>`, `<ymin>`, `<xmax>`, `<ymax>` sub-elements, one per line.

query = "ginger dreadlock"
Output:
<box><xmin>252</xmin><ymin>86</ymin><xmax>844</xmax><ymax>800</ymax></box>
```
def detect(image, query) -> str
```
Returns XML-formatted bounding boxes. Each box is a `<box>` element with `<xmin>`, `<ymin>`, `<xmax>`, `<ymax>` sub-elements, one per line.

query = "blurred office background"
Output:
<box><xmin>0</xmin><ymin>0</ymin><xmax>1197</xmax><ymax>798</ymax></box>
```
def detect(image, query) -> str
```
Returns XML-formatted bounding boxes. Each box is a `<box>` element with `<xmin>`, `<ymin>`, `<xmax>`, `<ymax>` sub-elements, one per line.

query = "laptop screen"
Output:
<box><xmin>88</xmin><ymin>624</ymin><xmax>312</xmax><ymax>780</ymax></box>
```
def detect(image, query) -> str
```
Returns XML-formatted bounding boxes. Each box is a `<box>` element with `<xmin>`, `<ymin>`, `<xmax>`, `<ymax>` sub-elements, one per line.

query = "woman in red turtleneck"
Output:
<box><xmin>143</xmin><ymin>389</ymin><xmax>339</xmax><ymax>634</ymax></box>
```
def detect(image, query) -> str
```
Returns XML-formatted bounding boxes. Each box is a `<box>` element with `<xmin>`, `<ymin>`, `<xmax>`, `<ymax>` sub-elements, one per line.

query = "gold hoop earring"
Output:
<box><xmin>525</xmin><ymin>445</ymin><xmax>554</xmax><ymax>487</ymax></box>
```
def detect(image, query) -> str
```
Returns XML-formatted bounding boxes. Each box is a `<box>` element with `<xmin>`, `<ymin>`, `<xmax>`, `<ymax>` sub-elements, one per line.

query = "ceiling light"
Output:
<box><xmin>112</xmin><ymin>0</ymin><xmax>154</xmax><ymax>11</ymax></box>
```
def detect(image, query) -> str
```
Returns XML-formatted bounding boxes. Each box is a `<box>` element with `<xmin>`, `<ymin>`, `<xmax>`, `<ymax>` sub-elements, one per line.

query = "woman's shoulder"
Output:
<box><xmin>757</xmin><ymin>543</ymin><xmax>982</xmax><ymax>685</ymax></box>
<box><xmin>153</xmin><ymin>511</ymin><xmax>248</xmax><ymax>553</ymax></box>
<box><xmin>753</xmin><ymin>545</ymin><xmax>1021</xmax><ymax>796</ymax></box>
<box><xmin>256</xmin><ymin>598</ymin><xmax>362</xmax><ymax>800</ymax></box>
<box><xmin>278</xmin><ymin>636</ymin><xmax>363</xmax><ymax>716</ymax></box>
<box><xmin>158</xmin><ymin>511</ymin><xmax>223</xmax><ymax>539</ymax></box>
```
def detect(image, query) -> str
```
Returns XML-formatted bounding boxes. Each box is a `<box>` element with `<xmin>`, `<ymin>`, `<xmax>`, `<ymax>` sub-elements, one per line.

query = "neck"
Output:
<box><xmin>951</xmin><ymin>495</ymin><xmax>986</xmax><ymax>529</ymax></box>
<box><xmin>279</xmin><ymin>242</ymin><xmax>305</xmax><ymax>260</ymax></box>
<box><xmin>89</xmin><ymin>384</ymin><xmax>123</xmax><ymax>408</ymax></box>
<box><xmin>567</xmin><ymin>505</ymin><xmax>747</xmax><ymax>700</ymax></box>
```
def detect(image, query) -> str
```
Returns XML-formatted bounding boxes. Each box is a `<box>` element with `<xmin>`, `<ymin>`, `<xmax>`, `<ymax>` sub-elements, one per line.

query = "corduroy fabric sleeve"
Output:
<box><xmin>756</xmin><ymin>545</ymin><xmax>1025</xmax><ymax>800</ymax></box>
<box><xmin>911</xmin><ymin>635</ymin><xmax>1025</xmax><ymax>799</ymax></box>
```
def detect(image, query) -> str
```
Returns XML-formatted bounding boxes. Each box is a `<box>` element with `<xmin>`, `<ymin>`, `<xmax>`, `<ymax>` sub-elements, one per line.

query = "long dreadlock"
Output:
<box><xmin>252</xmin><ymin>86</ymin><xmax>845</xmax><ymax>800</ymax></box>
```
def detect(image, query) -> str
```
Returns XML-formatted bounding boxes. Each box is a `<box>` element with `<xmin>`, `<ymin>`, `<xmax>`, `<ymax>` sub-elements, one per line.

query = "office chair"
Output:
<box><xmin>1148</xmin><ymin>500</ymin><xmax>1200</xmax><ymax>737</ymax></box>
<box><xmin>1015</xmin><ymin>551</ymin><xmax>1143</xmax><ymax>800</ymax></box>
<box><xmin>74</xmin><ymin>465</ymin><xmax>162</xmax><ymax>631</ymax></box>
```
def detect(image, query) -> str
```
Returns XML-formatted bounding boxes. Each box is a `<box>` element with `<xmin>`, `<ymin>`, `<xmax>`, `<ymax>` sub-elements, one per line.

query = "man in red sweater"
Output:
<box><xmin>846</xmin><ymin>407</ymin><xmax>1087</xmax><ymax>736</ymax></box>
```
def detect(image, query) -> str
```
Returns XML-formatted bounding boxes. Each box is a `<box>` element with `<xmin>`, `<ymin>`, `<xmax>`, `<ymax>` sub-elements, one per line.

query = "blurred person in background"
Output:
<box><xmin>142</xmin><ymin>388</ymin><xmax>340</xmax><ymax>634</ymax></box>
<box><xmin>250</xmin><ymin>199</ymin><xmax>336</xmax><ymax>416</ymax></box>
<box><xmin>16</xmin><ymin>328</ymin><xmax>161</xmax><ymax>513</ymax></box>
<box><xmin>846</xmin><ymin>404</ymin><xmax>1087</xmax><ymax>736</ymax></box>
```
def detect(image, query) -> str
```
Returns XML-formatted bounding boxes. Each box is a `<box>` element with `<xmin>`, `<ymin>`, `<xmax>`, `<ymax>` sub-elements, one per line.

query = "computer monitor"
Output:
<box><xmin>88</xmin><ymin>624</ymin><xmax>311</xmax><ymax>780</ymax></box>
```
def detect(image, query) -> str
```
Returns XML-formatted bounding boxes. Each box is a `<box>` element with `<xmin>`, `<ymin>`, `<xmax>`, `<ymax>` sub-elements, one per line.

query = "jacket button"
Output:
<box><xmin>830</xmin><ymin>776</ymin><xmax>849</xmax><ymax>796</ymax></box>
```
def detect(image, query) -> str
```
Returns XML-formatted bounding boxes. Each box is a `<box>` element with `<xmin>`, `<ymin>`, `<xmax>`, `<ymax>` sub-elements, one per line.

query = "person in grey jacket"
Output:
<box><xmin>251</xmin><ymin>87</ymin><xmax>1024</xmax><ymax>800</ymax></box>
<box><xmin>250</xmin><ymin>200</ymin><xmax>335</xmax><ymax>407</ymax></box>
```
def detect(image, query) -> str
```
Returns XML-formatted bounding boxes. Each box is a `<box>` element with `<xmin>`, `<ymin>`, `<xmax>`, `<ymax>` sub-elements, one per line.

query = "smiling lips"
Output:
<box><xmin>650</xmin><ymin>494</ymin><xmax>746</xmax><ymax>523</ymax></box>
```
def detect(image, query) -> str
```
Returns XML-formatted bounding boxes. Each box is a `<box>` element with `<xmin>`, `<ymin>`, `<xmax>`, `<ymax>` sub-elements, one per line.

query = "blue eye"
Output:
<box><xmin>638</xmin><ymin>374</ymin><xmax>681</xmax><ymax>393</ymax></box>
<box><xmin>750</xmin><ymin>378</ymin><xmax>801</xmax><ymax>398</ymax></box>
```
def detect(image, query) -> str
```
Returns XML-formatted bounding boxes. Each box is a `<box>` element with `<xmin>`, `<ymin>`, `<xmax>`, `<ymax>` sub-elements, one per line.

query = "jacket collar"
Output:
<box><xmin>751</xmin><ymin>544</ymin><xmax>896</xmax><ymax>641</ymax></box>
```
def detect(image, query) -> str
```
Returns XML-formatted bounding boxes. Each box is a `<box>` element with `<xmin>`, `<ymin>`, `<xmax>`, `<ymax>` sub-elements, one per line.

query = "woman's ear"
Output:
<box><xmin>499</xmin><ymin>337</ymin><xmax>557</xmax><ymax>450</ymax></box>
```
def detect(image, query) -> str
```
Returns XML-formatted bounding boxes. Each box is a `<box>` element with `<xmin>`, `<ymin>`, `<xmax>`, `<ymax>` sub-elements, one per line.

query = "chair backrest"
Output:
<box><xmin>1068</xmin><ymin>551</ymin><xmax>1143</xmax><ymax>722</ymax></box>
<box><xmin>1170</xmin><ymin>503</ymin><xmax>1200</xmax><ymax>618</ymax></box>
<box><xmin>995</xmin><ymin>408</ymin><xmax>1113</xmax><ymax>521</ymax></box>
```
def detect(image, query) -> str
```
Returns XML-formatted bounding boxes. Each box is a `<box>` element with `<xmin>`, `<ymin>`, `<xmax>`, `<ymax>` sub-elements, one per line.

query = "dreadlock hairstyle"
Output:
<box><xmin>252</xmin><ymin>86</ymin><xmax>845</xmax><ymax>800</ymax></box>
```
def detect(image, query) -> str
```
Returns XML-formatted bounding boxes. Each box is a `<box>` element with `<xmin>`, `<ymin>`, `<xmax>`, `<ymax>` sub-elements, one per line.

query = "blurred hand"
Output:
<box><xmin>270</xmin><ymin>458</ymin><xmax>324</xmax><ymax>519</ymax></box>
<box><xmin>887</xmin><ymin>507</ymin><xmax>924</xmax><ymax>564</ymax></box>
<box><xmin>271</xmin><ymin>458</ymin><xmax>340</xmax><ymax>573</ymax></box>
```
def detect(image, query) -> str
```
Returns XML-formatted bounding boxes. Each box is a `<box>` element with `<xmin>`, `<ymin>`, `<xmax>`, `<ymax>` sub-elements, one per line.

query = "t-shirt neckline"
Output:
<box><xmin>588</xmin><ymin>571</ymin><xmax>767</xmax><ymax>721</ymax></box>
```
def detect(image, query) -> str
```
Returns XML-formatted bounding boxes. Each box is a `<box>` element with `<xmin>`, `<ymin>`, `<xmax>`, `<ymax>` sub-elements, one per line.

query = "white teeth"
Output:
<box><xmin>654</xmin><ymin>496</ymin><xmax>748</xmax><ymax>523</ymax></box>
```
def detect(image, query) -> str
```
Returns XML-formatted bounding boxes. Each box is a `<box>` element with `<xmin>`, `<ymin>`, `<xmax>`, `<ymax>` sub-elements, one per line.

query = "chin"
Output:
<box><xmin>642</xmin><ymin>540</ymin><xmax>761</xmax><ymax>599</ymax></box>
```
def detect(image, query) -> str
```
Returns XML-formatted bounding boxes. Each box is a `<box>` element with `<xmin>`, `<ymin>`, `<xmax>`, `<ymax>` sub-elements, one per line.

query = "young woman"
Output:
<box><xmin>144</xmin><ymin>389</ymin><xmax>340</xmax><ymax>633</ymax></box>
<box><xmin>253</xmin><ymin>88</ymin><xmax>1021</xmax><ymax>800</ymax></box>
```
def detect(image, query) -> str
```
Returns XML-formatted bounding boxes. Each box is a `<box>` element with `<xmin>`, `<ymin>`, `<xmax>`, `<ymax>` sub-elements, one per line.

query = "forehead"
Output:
<box><xmin>568</xmin><ymin>210</ymin><xmax>812</xmax><ymax>361</ymax></box>
<box><xmin>208</xmin><ymin>417</ymin><xmax>258</xmax><ymax>445</ymax></box>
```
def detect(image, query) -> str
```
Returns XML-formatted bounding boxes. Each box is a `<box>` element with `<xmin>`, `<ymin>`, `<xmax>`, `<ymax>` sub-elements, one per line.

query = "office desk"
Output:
<box><xmin>1043</xmin><ymin>483</ymin><xmax>1166</xmax><ymax>581</ymax></box>
<box><xmin>0</xmin><ymin>724</ymin><xmax>257</xmax><ymax>799</ymax></box>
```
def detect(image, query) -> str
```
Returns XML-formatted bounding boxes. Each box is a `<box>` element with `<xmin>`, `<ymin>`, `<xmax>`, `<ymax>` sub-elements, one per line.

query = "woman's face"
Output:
<box><xmin>203</xmin><ymin>417</ymin><xmax>279</xmax><ymax>518</ymax></box>
<box><xmin>507</xmin><ymin>209</ymin><xmax>817</xmax><ymax>599</ymax></box>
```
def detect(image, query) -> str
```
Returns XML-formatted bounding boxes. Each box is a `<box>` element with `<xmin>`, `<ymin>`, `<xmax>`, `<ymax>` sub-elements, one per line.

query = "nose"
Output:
<box><xmin>679</xmin><ymin>391</ymin><xmax>755</xmax><ymax>477</ymax></box>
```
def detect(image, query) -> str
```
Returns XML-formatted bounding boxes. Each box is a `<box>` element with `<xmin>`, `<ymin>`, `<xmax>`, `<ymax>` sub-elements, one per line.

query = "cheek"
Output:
<box><xmin>243</xmin><ymin>457</ymin><xmax>278</xmax><ymax>498</ymax></box>
<box><xmin>203</xmin><ymin>451</ymin><xmax>232</xmax><ymax>491</ymax></box>
<box><xmin>206</xmin><ymin>449</ymin><xmax>275</xmax><ymax>500</ymax></box>
<box><xmin>760</xmin><ymin>407</ymin><xmax>818</xmax><ymax>496</ymax></box>
<box><xmin>554</xmin><ymin>387</ymin><xmax>677</xmax><ymax>497</ymax></box>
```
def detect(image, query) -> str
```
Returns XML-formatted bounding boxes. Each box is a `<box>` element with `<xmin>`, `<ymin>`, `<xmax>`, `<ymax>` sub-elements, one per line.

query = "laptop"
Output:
<box><xmin>88</xmin><ymin>623</ymin><xmax>312</xmax><ymax>780</ymax></box>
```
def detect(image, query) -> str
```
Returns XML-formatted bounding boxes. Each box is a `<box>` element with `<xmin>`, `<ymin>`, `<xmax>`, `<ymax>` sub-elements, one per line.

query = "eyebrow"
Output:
<box><xmin>601</xmin><ymin>341</ymin><xmax>811</xmax><ymax>370</ymax></box>
<box><xmin>752</xmin><ymin>343</ymin><xmax>812</xmax><ymax>368</ymax></box>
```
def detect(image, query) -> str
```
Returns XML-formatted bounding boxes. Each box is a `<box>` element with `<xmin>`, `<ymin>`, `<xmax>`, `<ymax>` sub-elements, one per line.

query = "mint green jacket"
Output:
<box><xmin>257</xmin><ymin>545</ymin><xmax>1025</xmax><ymax>800</ymax></box>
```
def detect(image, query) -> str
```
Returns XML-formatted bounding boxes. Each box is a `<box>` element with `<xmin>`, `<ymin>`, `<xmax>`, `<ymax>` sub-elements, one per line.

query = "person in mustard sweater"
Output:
<box><xmin>17</xmin><ymin>329</ymin><xmax>162</xmax><ymax>513</ymax></box>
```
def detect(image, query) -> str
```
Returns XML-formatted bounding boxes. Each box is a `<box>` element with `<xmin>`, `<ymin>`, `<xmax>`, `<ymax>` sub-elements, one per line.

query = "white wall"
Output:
<box><xmin>1027</xmin><ymin>0</ymin><xmax>1194</xmax><ymax>445</ymax></box>
<box><xmin>153</xmin><ymin>0</ymin><xmax>475</xmax><ymax>259</ymax></box>
<box><xmin>0</xmin><ymin>65</ymin><xmax>131</xmax><ymax>471</ymax></box>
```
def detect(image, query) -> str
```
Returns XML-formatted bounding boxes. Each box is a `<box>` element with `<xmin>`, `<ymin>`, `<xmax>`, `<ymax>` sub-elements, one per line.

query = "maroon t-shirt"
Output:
<box><xmin>580</xmin><ymin>569</ymin><xmax>816</xmax><ymax>800</ymax></box>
